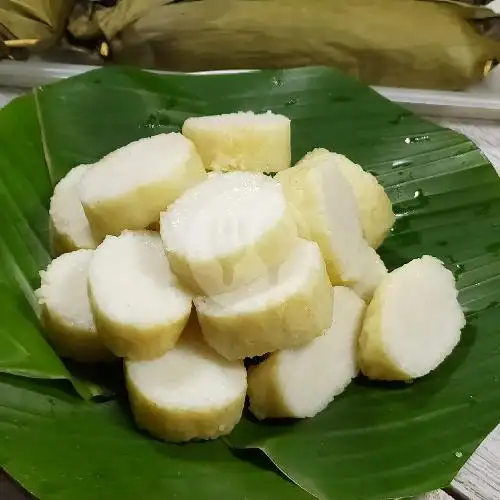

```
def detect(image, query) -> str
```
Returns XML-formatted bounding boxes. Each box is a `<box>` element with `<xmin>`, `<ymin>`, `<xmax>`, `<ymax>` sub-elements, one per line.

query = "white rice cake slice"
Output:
<box><xmin>88</xmin><ymin>231</ymin><xmax>192</xmax><ymax>360</ymax></box>
<box><xmin>160</xmin><ymin>171</ymin><xmax>298</xmax><ymax>295</ymax></box>
<box><xmin>36</xmin><ymin>249</ymin><xmax>112</xmax><ymax>362</ymax></box>
<box><xmin>194</xmin><ymin>239</ymin><xmax>333</xmax><ymax>360</ymax></box>
<box><xmin>49</xmin><ymin>165</ymin><xmax>99</xmax><ymax>255</ymax></box>
<box><xmin>248</xmin><ymin>286</ymin><xmax>365</xmax><ymax>419</ymax></box>
<box><xmin>359</xmin><ymin>255</ymin><xmax>466</xmax><ymax>381</ymax></box>
<box><xmin>182</xmin><ymin>111</ymin><xmax>290</xmax><ymax>173</ymax></box>
<box><xmin>78</xmin><ymin>133</ymin><xmax>207</xmax><ymax>238</ymax></box>
<box><xmin>126</xmin><ymin>320</ymin><xmax>246</xmax><ymax>442</ymax></box>
<box><xmin>276</xmin><ymin>149</ymin><xmax>387</xmax><ymax>300</ymax></box>
<box><xmin>303</xmin><ymin>149</ymin><xmax>395</xmax><ymax>248</ymax></box>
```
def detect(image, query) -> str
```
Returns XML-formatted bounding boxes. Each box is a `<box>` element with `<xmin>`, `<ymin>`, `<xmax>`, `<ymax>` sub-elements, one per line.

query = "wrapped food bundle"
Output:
<box><xmin>1</xmin><ymin>0</ymin><xmax>500</xmax><ymax>89</ymax></box>
<box><xmin>0</xmin><ymin>0</ymin><xmax>75</xmax><ymax>60</ymax></box>
<box><xmin>66</xmin><ymin>0</ymin><xmax>500</xmax><ymax>90</ymax></box>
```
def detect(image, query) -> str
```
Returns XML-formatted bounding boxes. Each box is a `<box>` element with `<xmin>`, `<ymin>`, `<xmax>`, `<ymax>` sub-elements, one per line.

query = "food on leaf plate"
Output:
<box><xmin>301</xmin><ymin>148</ymin><xmax>395</xmax><ymax>248</ymax></box>
<box><xmin>49</xmin><ymin>164</ymin><xmax>99</xmax><ymax>255</ymax></box>
<box><xmin>160</xmin><ymin>171</ymin><xmax>298</xmax><ymax>296</ymax></box>
<box><xmin>277</xmin><ymin>149</ymin><xmax>387</xmax><ymax>300</ymax></box>
<box><xmin>359</xmin><ymin>255</ymin><xmax>466</xmax><ymax>381</ymax></box>
<box><xmin>182</xmin><ymin>111</ymin><xmax>291</xmax><ymax>173</ymax></box>
<box><xmin>36</xmin><ymin>249</ymin><xmax>113</xmax><ymax>363</ymax></box>
<box><xmin>195</xmin><ymin>238</ymin><xmax>334</xmax><ymax>360</ymax></box>
<box><xmin>35</xmin><ymin>109</ymin><xmax>466</xmax><ymax>444</ymax></box>
<box><xmin>88</xmin><ymin>230</ymin><xmax>192</xmax><ymax>360</ymax></box>
<box><xmin>78</xmin><ymin>133</ymin><xmax>207</xmax><ymax>239</ymax></box>
<box><xmin>126</xmin><ymin>319</ymin><xmax>247</xmax><ymax>442</ymax></box>
<box><xmin>248</xmin><ymin>286</ymin><xmax>365</xmax><ymax>420</ymax></box>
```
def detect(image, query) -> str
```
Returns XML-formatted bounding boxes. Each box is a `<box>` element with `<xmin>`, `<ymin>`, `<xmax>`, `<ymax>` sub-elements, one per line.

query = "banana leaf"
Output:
<box><xmin>0</xmin><ymin>375</ymin><xmax>308</xmax><ymax>500</ymax></box>
<box><xmin>1</xmin><ymin>65</ymin><xmax>500</xmax><ymax>499</ymax></box>
<box><xmin>67</xmin><ymin>0</ymin><xmax>500</xmax><ymax>90</ymax></box>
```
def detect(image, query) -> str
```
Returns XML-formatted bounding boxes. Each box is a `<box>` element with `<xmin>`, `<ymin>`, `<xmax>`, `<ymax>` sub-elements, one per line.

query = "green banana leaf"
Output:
<box><xmin>0</xmin><ymin>374</ymin><xmax>308</xmax><ymax>500</ymax></box>
<box><xmin>1</xmin><ymin>66</ymin><xmax>500</xmax><ymax>499</ymax></box>
<box><xmin>0</xmin><ymin>94</ymin><xmax>113</xmax><ymax>400</ymax></box>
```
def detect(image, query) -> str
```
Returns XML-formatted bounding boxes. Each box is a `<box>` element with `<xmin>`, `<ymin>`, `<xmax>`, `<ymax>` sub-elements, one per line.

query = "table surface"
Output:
<box><xmin>433</xmin><ymin>118</ymin><xmax>500</xmax><ymax>500</ymax></box>
<box><xmin>0</xmin><ymin>87</ymin><xmax>499</xmax><ymax>500</ymax></box>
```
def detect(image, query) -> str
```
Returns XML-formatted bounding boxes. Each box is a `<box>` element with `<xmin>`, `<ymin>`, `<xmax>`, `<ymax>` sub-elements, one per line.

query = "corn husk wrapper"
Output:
<box><xmin>0</xmin><ymin>0</ymin><xmax>75</xmax><ymax>58</ymax></box>
<box><xmin>65</xmin><ymin>0</ymin><xmax>500</xmax><ymax>90</ymax></box>
<box><xmin>2</xmin><ymin>0</ymin><xmax>500</xmax><ymax>89</ymax></box>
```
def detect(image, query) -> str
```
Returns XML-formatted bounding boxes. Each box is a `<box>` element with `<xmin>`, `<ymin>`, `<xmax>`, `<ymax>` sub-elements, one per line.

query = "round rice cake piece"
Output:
<box><xmin>182</xmin><ymin>111</ymin><xmax>290</xmax><ymax>173</ymax></box>
<box><xmin>248</xmin><ymin>286</ymin><xmax>365</xmax><ymax>419</ymax></box>
<box><xmin>358</xmin><ymin>255</ymin><xmax>466</xmax><ymax>381</ymax></box>
<box><xmin>303</xmin><ymin>149</ymin><xmax>395</xmax><ymax>248</ymax></box>
<box><xmin>78</xmin><ymin>133</ymin><xmax>207</xmax><ymax>238</ymax></box>
<box><xmin>88</xmin><ymin>230</ymin><xmax>192</xmax><ymax>360</ymax></box>
<box><xmin>160</xmin><ymin>171</ymin><xmax>298</xmax><ymax>295</ymax></box>
<box><xmin>36</xmin><ymin>249</ymin><xmax>113</xmax><ymax>362</ymax></box>
<box><xmin>125</xmin><ymin>320</ymin><xmax>246</xmax><ymax>442</ymax></box>
<box><xmin>276</xmin><ymin>149</ymin><xmax>387</xmax><ymax>300</ymax></box>
<box><xmin>195</xmin><ymin>239</ymin><xmax>333</xmax><ymax>360</ymax></box>
<box><xmin>49</xmin><ymin>165</ymin><xmax>99</xmax><ymax>255</ymax></box>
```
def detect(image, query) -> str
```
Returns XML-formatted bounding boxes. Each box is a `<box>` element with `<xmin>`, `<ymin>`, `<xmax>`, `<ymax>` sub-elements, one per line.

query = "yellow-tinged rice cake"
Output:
<box><xmin>276</xmin><ymin>150</ymin><xmax>387</xmax><ymax>300</ymax></box>
<box><xmin>182</xmin><ymin>111</ymin><xmax>290</xmax><ymax>173</ymax></box>
<box><xmin>126</xmin><ymin>321</ymin><xmax>246</xmax><ymax>442</ymax></box>
<box><xmin>49</xmin><ymin>165</ymin><xmax>99</xmax><ymax>255</ymax></box>
<box><xmin>36</xmin><ymin>249</ymin><xmax>113</xmax><ymax>362</ymax></box>
<box><xmin>195</xmin><ymin>239</ymin><xmax>333</xmax><ymax>360</ymax></box>
<box><xmin>359</xmin><ymin>256</ymin><xmax>465</xmax><ymax>381</ymax></box>
<box><xmin>248</xmin><ymin>286</ymin><xmax>365</xmax><ymax>419</ymax></box>
<box><xmin>301</xmin><ymin>149</ymin><xmax>395</xmax><ymax>248</ymax></box>
<box><xmin>161</xmin><ymin>171</ymin><xmax>298</xmax><ymax>295</ymax></box>
<box><xmin>78</xmin><ymin>133</ymin><xmax>207</xmax><ymax>238</ymax></box>
<box><xmin>88</xmin><ymin>231</ymin><xmax>192</xmax><ymax>360</ymax></box>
